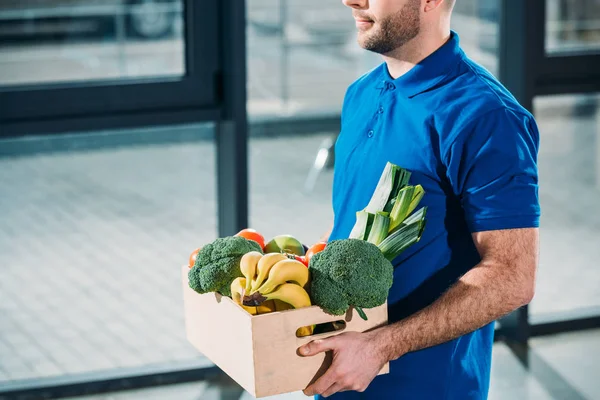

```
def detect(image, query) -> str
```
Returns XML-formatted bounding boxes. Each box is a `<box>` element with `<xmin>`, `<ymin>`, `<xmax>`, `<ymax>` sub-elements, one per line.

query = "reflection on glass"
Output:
<box><xmin>247</xmin><ymin>0</ymin><xmax>358</xmax><ymax>119</ymax></box>
<box><xmin>0</xmin><ymin>0</ymin><xmax>185</xmax><ymax>86</ymax></box>
<box><xmin>532</xmin><ymin>94</ymin><xmax>600</xmax><ymax>315</ymax></box>
<box><xmin>546</xmin><ymin>0</ymin><xmax>600</xmax><ymax>53</ymax></box>
<box><xmin>249</xmin><ymin>133</ymin><xmax>334</xmax><ymax>247</ymax></box>
<box><xmin>451</xmin><ymin>1</ymin><xmax>499</xmax><ymax>77</ymax></box>
<box><xmin>0</xmin><ymin>124</ymin><xmax>214</xmax><ymax>382</ymax></box>
<box><xmin>246</xmin><ymin>1</ymin><xmax>502</xmax><ymax>120</ymax></box>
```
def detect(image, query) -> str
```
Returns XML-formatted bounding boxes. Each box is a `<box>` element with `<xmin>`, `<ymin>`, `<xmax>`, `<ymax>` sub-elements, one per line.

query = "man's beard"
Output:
<box><xmin>358</xmin><ymin>0</ymin><xmax>421</xmax><ymax>54</ymax></box>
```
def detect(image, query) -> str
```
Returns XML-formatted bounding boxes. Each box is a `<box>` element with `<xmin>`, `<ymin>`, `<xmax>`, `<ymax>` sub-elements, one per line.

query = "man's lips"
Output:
<box><xmin>354</xmin><ymin>18</ymin><xmax>374</xmax><ymax>28</ymax></box>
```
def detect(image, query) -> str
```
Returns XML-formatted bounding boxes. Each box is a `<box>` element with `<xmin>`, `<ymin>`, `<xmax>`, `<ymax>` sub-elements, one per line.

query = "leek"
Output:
<box><xmin>378</xmin><ymin>207</ymin><xmax>427</xmax><ymax>261</ymax></box>
<box><xmin>349</xmin><ymin>211</ymin><xmax>375</xmax><ymax>240</ymax></box>
<box><xmin>389</xmin><ymin>186</ymin><xmax>415</xmax><ymax>232</ymax></box>
<box><xmin>365</xmin><ymin>163</ymin><xmax>411</xmax><ymax>214</ymax></box>
<box><xmin>408</xmin><ymin>185</ymin><xmax>425</xmax><ymax>219</ymax></box>
<box><xmin>389</xmin><ymin>184</ymin><xmax>425</xmax><ymax>232</ymax></box>
<box><xmin>367</xmin><ymin>212</ymin><xmax>391</xmax><ymax>246</ymax></box>
<box><xmin>349</xmin><ymin>163</ymin><xmax>426</xmax><ymax>260</ymax></box>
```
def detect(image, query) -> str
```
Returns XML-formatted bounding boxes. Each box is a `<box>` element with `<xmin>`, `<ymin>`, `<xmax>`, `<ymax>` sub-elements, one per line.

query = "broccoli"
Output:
<box><xmin>309</xmin><ymin>239</ymin><xmax>393</xmax><ymax>319</ymax></box>
<box><xmin>188</xmin><ymin>236</ymin><xmax>263</xmax><ymax>297</ymax></box>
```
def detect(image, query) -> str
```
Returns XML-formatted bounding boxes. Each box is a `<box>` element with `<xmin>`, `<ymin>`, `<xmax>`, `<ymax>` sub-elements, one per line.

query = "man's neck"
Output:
<box><xmin>382</xmin><ymin>29</ymin><xmax>452</xmax><ymax>79</ymax></box>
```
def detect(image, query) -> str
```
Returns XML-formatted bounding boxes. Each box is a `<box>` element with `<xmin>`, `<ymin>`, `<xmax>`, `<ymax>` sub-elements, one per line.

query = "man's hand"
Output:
<box><xmin>299</xmin><ymin>331</ymin><xmax>390</xmax><ymax>397</ymax></box>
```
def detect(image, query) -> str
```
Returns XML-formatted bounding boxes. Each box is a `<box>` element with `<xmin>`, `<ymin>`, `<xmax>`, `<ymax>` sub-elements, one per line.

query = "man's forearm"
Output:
<box><xmin>376</xmin><ymin>258</ymin><xmax>534</xmax><ymax>361</ymax></box>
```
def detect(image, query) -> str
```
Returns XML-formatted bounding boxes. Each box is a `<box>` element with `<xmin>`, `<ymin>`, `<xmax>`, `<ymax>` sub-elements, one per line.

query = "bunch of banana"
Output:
<box><xmin>231</xmin><ymin>276</ymin><xmax>279</xmax><ymax>315</ymax></box>
<box><xmin>231</xmin><ymin>251</ymin><xmax>314</xmax><ymax>336</ymax></box>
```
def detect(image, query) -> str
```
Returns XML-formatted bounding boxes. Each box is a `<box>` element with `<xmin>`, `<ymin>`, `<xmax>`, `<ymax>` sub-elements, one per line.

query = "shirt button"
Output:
<box><xmin>378</xmin><ymin>106</ymin><xmax>384</xmax><ymax>114</ymax></box>
<box><xmin>367</xmin><ymin>130</ymin><xmax>374</xmax><ymax>138</ymax></box>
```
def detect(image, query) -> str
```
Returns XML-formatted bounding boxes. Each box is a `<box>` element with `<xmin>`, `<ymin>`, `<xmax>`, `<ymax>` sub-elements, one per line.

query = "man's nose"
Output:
<box><xmin>342</xmin><ymin>0</ymin><xmax>368</xmax><ymax>10</ymax></box>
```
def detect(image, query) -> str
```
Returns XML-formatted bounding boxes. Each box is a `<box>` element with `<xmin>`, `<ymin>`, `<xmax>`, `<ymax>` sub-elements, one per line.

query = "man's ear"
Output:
<box><xmin>423</xmin><ymin>0</ymin><xmax>446</xmax><ymax>12</ymax></box>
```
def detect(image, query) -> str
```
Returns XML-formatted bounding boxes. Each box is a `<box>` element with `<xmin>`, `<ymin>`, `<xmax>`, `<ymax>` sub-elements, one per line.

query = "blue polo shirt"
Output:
<box><xmin>320</xmin><ymin>32</ymin><xmax>540</xmax><ymax>399</ymax></box>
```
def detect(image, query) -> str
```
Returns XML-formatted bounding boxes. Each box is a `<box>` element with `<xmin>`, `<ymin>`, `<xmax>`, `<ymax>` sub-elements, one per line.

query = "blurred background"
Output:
<box><xmin>0</xmin><ymin>1</ymin><xmax>599</xmax><ymax>399</ymax></box>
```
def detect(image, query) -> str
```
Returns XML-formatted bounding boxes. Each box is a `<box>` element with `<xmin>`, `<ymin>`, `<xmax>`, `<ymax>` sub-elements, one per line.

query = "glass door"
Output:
<box><xmin>0</xmin><ymin>0</ymin><xmax>218</xmax><ymax>130</ymax></box>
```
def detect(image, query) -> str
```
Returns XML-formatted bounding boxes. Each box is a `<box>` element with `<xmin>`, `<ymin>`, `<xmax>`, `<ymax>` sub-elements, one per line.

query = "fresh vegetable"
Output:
<box><xmin>363</xmin><ymin>162</ymin><xmax>411</xmax><ymax>215</ymax></box>
<box><xmin>188</xmin><ymin>236</ymin><xmax>263</xmax><ymax>297</ymax></box>
<box><xmin>309</xmin><ymin>239</ymin><xmax>393</xmax><ymax>319</ymax></box>
<box><xmin>188</xmin><ymin>248</ymin><xmax>200</xmax><ymax>268</ymax></box>
<box><xmin>349</xmin><ymin>163</ymin><xmax>427</xmax><ymax>261</ymax></box>
<box><xmin>309</xmin><ymin>163</ymin><xmax>427</xmax><ymax>320</ymax></box>
<box><xmin>264</xmin><ymin>234</ymin><xmax>305</xmax><ymax>256</ymax></box>
<box><xmin>305</xmin><ymin>242</ymin><xmax>327</xmax><ymax>263</ymax></box>
<box><xmin>235</xmin><ymin>228</ymin><xmax>266</xmax><ymax>250</ymax></box>
<box><xmin>366</xmin><ymin>212</ymin><xmax>391</xmax><ymax>246</ymax></box>
<box><xmin>292</xmin><ymin>254</ymin><xmax>309</xmax><ymax>267</ymax></box>
<box><xmin>378</xmin><ymin>207</ymin><xmax>427</xmax><ymax>261</ymax></box>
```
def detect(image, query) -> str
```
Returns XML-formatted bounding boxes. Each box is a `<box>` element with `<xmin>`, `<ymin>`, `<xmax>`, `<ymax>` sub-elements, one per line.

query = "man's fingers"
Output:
<box><xmin>321</xmin><ymin>383</ymin><xmax>345</xmax><ymax>398</ymax></box>
<box><xmin>299</xmin><ymin>337</ymin><xmax>338</xmax><ymax>357</ymax></box>
<box><xmin>303</xmin><ymin>367</ymin><xmax>339</xmax><ymax>396</ymax></box>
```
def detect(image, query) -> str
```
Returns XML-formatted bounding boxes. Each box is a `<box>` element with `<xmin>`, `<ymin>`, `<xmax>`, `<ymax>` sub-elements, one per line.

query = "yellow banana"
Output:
<box><xmin>239</xmin><ymin>251</ymin><xmax>263</xmax><ymax>292</ymax></box>
<box><xmin>250</xmin><ymin>253</ymin><xmax>288</xmax><ymax>293</ymax></box>
<box><xmin>255</xmin><ymin>259</ymin><xmax>309</xmax><ymax>295</ymax></box>
<box><xmin>256</xmin><ymin>300</ymin><xmax>276</xmax><ymax>314</ymax></box>
<box><xmin>296</xmin><ymin>325</ymin><xmax>314</xmax><ymax>337</ymax></box>
<box><xmin>230</xmin><ymin>277</ymin><xmax>257</xmax><ymax>315</ymax></box>
<box><xmin>274</xmin><ymin>299</ymin><xmax>293</xmax><ymax>311</ymax></box>
<box><xmin>260</xmin><ymin>283</ymin><xmax>312</xmax><ymax>309</ymax></box>
<box><xmin>273</xmin><ymin>299</ymin><xmax>313</xmax><ymax>336</ymax></box>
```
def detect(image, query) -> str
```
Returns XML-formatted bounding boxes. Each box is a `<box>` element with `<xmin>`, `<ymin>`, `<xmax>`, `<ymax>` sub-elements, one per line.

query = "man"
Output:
<box><xmin>299</xmin><ymin>0</ymin><xmax>541</xmax><ymax>399</ymax></box>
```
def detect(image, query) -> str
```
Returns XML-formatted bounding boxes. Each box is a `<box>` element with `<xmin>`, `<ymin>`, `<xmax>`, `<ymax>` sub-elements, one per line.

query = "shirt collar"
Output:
<box><xmin>380</xmin><ymin>30</ymin><xmax>463</xmax><ymax>98</ymax></box>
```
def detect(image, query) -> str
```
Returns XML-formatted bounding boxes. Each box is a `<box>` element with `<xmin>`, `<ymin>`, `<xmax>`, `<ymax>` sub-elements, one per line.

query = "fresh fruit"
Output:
<box><xmin>296</xmin><ymin>325</ymin><xmax>314</xmax><ymax>337</ymax></box>
<box><xmin>256</xmin><ymin>300</ymin><xmax>276</xmax><ymax>314</ymax></box>
<box><xmin>287</xmin><ymin>253</ymin><xmax>308</xmax><ymax>267</ymax></box>
<box><xmin>188</xmin><ymin>248</ymin><xmax>201</xmax><ymax>268</ymax></box>
<box><xmin>305</xmin><ymin>242</ymin><xmax>327</xmax><ymax>263</ymax></box>
<box><xmin>274</xmin><ymin>299</ymin><xmax>293</xmax><ymax>311</ymax></box>
<box><xmin>239</xmin><ymin>251</ymin><xmax>263</xmax><ymax>292</ymax></box>
<box><xmin>235</xmin><ymin>229</ymin><xmax>266</xmax><ymax>250</ymax></box>
<box><xmin>254</xmin><ymin>259</ymin><xmax>310</xmax><ymax>295</ymax></box>
<box><xmin>244</xmin><ymin>283</ymin><xmax>312</xmax><ymax>309</ymax></box>
<box><xmin>264</xmin><ymin>234</ymin><xmax>305</xmax><ymax>256</ymax></box>
<box><xmin>250</xmin><ymin>253</ymin><xmax>288</xmax><ymax>293</ymax></box>
<box><xmin>230</xmin><ymin>277</ymin><xmax>258</xmax><ymax>315</ymax></box>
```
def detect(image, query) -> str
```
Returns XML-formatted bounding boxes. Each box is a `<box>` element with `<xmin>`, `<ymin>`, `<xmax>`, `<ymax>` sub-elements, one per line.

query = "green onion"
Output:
<box><xmin>366</xmin><ymin>212</ymin><xmax>391</xmax><ymax>246</ymax></box>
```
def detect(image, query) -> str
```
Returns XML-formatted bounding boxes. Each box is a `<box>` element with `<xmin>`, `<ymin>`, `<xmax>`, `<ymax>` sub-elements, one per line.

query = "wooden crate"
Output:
<box><xmin>181</xmin><ymin>265</ymin><xmax>389</xmax><ymax>398</ymax></box>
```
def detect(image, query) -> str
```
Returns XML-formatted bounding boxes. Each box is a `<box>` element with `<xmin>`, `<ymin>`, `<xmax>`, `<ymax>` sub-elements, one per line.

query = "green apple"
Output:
<box><xmin>264</xmin><ymin>234</ymin><xmax>305</xmax><ymax>256</ymax></box>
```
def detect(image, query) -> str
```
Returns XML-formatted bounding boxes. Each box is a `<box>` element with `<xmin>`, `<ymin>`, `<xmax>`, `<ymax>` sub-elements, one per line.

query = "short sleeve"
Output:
<box><xmin>444</xmin><ymin>108</ymin><xmax>541</xmax><ymax>232</ymax></box>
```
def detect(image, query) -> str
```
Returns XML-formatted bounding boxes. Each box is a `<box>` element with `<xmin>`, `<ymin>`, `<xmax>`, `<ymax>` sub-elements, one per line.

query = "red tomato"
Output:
<box><xmin>293</xmin><ymin>255</ymin><xmax>309</xmax><ymax>267</ymax></box>
<box><xmin>235</xmin><ymin>228</ymin><xmax>266</xmax><ymax>249</ymax></box>
<box><xmin>305</xmin><ymin>242</ymin><xmax>327</xmax><ymax>263</ymax></box>
<box><xmin>189</xmin><ymin>248</ymin><xmax>201</xmax><ymax>268</ymax></box>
